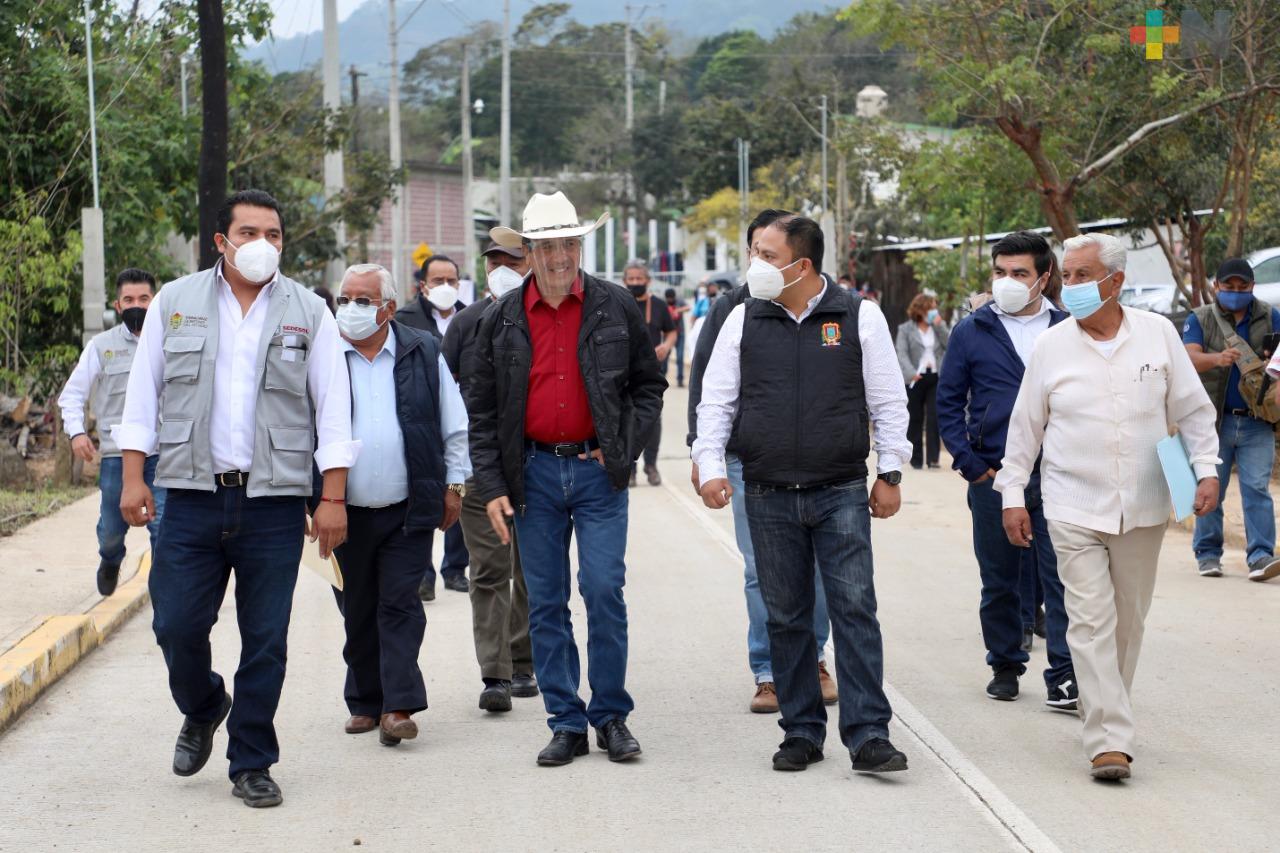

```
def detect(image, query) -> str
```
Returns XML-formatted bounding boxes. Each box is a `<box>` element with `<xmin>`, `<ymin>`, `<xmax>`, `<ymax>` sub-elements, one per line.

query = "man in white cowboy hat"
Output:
<box><xmin>464</xmin><ymin>191</ymin><xmax>667</xmax><ymax>767</ymax></box>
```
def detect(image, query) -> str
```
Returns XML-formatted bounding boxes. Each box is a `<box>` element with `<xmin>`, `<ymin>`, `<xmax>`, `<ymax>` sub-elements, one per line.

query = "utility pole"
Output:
<box><xmin>820</xmin><ymin>94</ymin><xmax>829</xmax><ymax>215</ymax></box>
<box><xmin>348</xmin><ymin>65</ymin><xmax>363</xmax><ymax>152</ymax></box>
<box><xmin>196</xmin><ymin>0</ymin><xmax>228</xmax><ymax>270</ymax></box>
<box><xmin>179</xmin><ymin>53</ymin><xmax>189</xmax><ymax>118</ymax></box>
<box><xmin>737</xmin><ymin>138</ymin><xmax>750</xmax><ymax>268</ymax></box>
<box><xmin>499</xmin><ymin>0</ymin><xmax>512</xmax><ymax>226</ymax></box>
<box><xmin>460</xmin><ymin>41</ymin><xmax>474</xmax><ymax>278</ymax></box>
<box><xmin>81</xmin><ymin>0</ymin><xmax>105</xmax><ymax>343</ymax></box>
<box><xmin>624</xmin><ymin>4</ymin><xmax>635</xmax><ymax>131</ymax></box>
<box><xmin>322</xmin><ymin>0</ymin><xmax>346</xmax><ymax>284</ymax></box>
<box><xmin>388</xmin><ymin>0</ymin><xmax>406</xmax><ymax>295</ymax></box>
<box><xmin>658</xmin><ymin>79</ymin><xmax>666</xmax><ymax>117</ymax></box>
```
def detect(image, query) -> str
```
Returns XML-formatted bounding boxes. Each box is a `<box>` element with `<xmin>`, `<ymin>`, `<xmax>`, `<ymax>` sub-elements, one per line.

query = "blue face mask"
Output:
<box><xmin>1061</xmin><ymin>273</ymin><xmax>1116</xmax><ymax>320</ymax></box>
<box><xmin>926</xmin><ymin>308</ymin><xmax>939</xmax><ymax>324</ymax></box>
<box><xmin>1218</xmin><ymin>290</ymin><xmax>1253</xmax><ymax>312</ymax></box>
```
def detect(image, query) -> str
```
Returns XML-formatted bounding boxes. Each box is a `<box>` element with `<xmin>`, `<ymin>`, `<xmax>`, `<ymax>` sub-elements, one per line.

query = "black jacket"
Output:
<box><xmin>464</xmin><ymin>273</ymin><xmax>668</xmax><ymax>507</ymax></box>
<box><xmin>687</xmin><ymin>283</ymin><xmax>750</xmax><ymax>446</ymax></box>
<box><xmin>395</xmin><ymin>293</ymin><xmax>467</xmax><ymax>341</ymax></box>
<box><xmin>441</xmin><ymin>296</ymin><xmax>493</xmax><ymax>384</ymax></box>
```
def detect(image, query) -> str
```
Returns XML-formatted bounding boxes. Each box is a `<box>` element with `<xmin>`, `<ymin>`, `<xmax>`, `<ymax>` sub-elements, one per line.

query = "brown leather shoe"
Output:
<box><xmin>379</xmin><ymin>711</ymin><xmax>419</xmax><ymax>746</ymax></box>
<box><xmin>750</xmin><ymin>681</ymin><xmax>780</xmax><ymax>714</ymax></box>
<box><xmin>818</xmin><ymin>661</ymin><xmax>838</xmax><ymax>705</ymax></box>
<box><xmin>344</xmin><ymin>714</ymin><xmax>377</xmax><ymax>734</ymax></box>
<box><xmin>1090</xmin><ymin>751</ymin><xmax>1131</xmax><ymax>780</ymax></box>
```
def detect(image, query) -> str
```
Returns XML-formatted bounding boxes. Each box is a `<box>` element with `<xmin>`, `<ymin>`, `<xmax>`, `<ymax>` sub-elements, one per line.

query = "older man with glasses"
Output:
<box><xmin>465</xmin><ymin>191</ymin><xmax>667</xmax><ymax>767</ymax></box>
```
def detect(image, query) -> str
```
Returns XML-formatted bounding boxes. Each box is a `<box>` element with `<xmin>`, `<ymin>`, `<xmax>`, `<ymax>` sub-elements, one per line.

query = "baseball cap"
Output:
<box><xmin>482</xmin><ymin>240</ymin><xmax>526</xmax><ymax>260</ymax></box>
<box><xmin>1216</xmin><ymin>258</ymin><xmax>1255</xmax><ymax>283</ymax></box>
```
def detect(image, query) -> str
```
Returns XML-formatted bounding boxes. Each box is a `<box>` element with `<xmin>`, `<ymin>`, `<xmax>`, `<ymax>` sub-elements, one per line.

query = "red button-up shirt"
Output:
<box><xmin>524</xmin><ymin>276</ymin><xmax>595</xmax><ymax>443</ymax></box>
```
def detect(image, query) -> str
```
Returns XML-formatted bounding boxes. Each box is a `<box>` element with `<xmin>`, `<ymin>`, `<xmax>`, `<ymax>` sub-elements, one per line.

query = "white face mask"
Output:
<box><xmin>486</xmin><ymin>266</ymin><xmax>524</xmax><ymax>299</ymax></box>
<box><xmin>223</xmin><ymin>236</ymin><xmax>280</xmax><ymax>284</ymax></box>
<box><xmin>427</xmin><ymin>284</ymin><xmax>459</xmax><ymax>310</ymax></box>
<box><xmin>336</xmin><ymin>302</ymin><xmax>383</xmax><ymax>341</ymax></box>
<box><xmin>745</xmin><ymin>256</ymin><xmax>803</xmax><ymax>301</ymax></box>
<box><xmin>991</xmin><ymin>275</ymin><xmax>1043</xmax><ymax>314</ymax></box>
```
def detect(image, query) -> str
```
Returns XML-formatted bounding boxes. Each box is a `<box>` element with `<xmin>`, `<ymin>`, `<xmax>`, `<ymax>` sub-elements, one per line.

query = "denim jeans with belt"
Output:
<box><xmin>1193</xmin><ymin>413</ymin><xmax>1276</xmax><ymax>566</ymax></box>
<box><xmin>745</xmin><ymin>477</ymin><xmax>891</xmax><ymax>754</ymax></box>
<box><xmin>149</xmin><ymin>486</ymin><xmax>305</xmax><ymax>779</ymax></box>
<box><xmin>97</xmin><ymin>454</ymin><xmax>166</xmax><ymax>566</ymax></box>
<box><xmin>727</xmin><ymin>454</ymin><xmax>830</xmax><ymax>683</ymax></box>
<box><xmin>514</xmin><ymin>447</ymin><xmax>633</xmax><ymax>733</ymax></box>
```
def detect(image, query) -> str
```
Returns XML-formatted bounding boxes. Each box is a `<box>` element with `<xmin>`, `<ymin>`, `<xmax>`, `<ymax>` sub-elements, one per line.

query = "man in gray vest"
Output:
<box><xmin>58</xmin><ymin>268</ymin><xmax>166</xmax><ymax>596</ymax></box>
<box><xmin>693</xmin><ymin>213</ymin><xmax>912</xmax><ymax>774</ymax></box>
<box><xmin>115</xmin><ymin>189</ymin><xmax>358</xmax><ymax>808</ymax></box>
<box><xmin>1182</xmin><ymin>257</ymin><xmax>1280</xmax><ymax>581</ymax></box>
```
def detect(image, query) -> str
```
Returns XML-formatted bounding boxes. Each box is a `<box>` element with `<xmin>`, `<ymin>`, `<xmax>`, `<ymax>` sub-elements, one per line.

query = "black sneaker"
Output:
<box><xmin>772</xmin><ymin>736</ymin><xmax>824</xmax><ymax>772</ymax></box>
<box><xmin>418</xmin><ymin>578</ymin><xmax>436</xmax><ymax>602</ymax></box>
<box><xmin>96</xmin><ymin>560</ymin><xmax>121</xmax><ymax>596</ymax></box>
<box><xmin>850</xmin><ymin>737</ymin><xmax>908</xmax><ymax>773</ymax></box>
<box><xmin>986</xmin><ymin>665</ymin><xmax>1020</xmax><ymax>701</ymax></box>
<box><xmin>1046</xmin><ymin>677</ymin><xmax>1078</xmax><ymax>712</ymax></box>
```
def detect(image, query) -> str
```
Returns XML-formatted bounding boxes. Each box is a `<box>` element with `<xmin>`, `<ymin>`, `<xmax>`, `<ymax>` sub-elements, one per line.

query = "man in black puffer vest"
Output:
<box><xmin>330</xmin><ymin>263</ymin><xmax>472</xmax><ymax>748</ymax></box>
<box><xmin>692</xmin><ymin>214</ymin><xmax>914</xmax><ymax>775</ymax></box>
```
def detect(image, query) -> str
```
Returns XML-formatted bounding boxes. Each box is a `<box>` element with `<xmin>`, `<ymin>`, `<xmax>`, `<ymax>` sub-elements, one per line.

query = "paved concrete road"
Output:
<box><xmin>2</xmin><ymin>387</ymin><xmax>1277</xmax><ymax>852</ymax></box>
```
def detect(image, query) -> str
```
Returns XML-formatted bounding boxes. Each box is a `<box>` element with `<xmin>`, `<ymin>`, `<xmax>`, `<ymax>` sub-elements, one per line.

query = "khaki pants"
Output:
<box><xmin>460</xmin><ymin>481</ymin><xmax>533</xmax><ymax>681</ymax></box>
<box><xmin>1048</xmin><ymin>520</ymin><xmax>1165</xmax><ymax>761</ymax></box>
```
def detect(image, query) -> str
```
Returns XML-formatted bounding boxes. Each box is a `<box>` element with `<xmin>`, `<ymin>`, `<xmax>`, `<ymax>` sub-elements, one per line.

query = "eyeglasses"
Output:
<box><xmin>336</xmin><ymin>296</ymin><xmax>386</xmax><ymax>307</ymax></box>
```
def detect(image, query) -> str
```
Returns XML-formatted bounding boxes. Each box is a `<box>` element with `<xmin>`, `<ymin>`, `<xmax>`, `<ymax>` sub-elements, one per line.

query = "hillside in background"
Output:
<box><xmin>245</xmin><ymin>0</ymin><xmax>841</xmax><ymax>80</ymax></box>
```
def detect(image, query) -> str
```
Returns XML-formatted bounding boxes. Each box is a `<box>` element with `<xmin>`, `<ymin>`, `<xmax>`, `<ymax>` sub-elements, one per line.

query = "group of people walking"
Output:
<box><xmin>57</xmin><ymin>185</ymin><xmax>1280</xmax><ymax>808</ymax></box>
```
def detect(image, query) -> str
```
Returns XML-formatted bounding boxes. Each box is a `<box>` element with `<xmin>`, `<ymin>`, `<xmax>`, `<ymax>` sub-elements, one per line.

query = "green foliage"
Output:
<box><xmin>904</xmin><ymin>246</ymin><xmax>988</xmax><ymax>310</ymax></box>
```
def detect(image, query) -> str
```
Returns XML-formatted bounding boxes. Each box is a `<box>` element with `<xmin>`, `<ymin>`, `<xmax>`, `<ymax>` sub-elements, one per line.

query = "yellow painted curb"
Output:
<box><xmin>0</xmin><ymin>550</ymin><xmax>151</xmax><ymax>734</ymax></box>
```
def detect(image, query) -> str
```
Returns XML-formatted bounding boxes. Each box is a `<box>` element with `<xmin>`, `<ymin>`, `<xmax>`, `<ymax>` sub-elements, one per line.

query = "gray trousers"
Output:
<box><xmin>459</xmin><ymin>480</ymin><xmax>533</xmax><ymax>681</ymax></box>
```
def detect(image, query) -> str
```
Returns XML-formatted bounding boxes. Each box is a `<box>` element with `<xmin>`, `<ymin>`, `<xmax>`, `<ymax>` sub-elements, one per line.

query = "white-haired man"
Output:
<box><xmin>331</xmin><ymin>263</ymin><xmax>471</xmax><ymax>747</ymax></box>
<box><xmin>996</xmin><ymin>233</ymin><xmax>1220</xmax><ymax>781</ymax></box>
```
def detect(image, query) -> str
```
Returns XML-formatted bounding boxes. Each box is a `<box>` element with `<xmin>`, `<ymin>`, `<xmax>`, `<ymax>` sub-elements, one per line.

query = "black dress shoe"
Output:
<box><xmin>772</xmin><ymin>736</ymin><xmax>824</xmax><ymax>771</ymax></box>
<box><xmin>850</xmin><ymin>737</ymin><xmax>908</xmax><ymax>773</ymax></box>
<box><xmin>418</xmin><ymin>578</ymin><xmax>436</xmax><ymax>601</ymax></box>
<box><xmin>444</xmin><ymin>574</ymin><xmax>470</xmax><ymax>593</ymax></box>
<box><xmin>479</xmin><ymin>680</ymin><xmax>512</xmax><ymax>712</ymax></box>
<box><xmin>96</xmin><ymin>560</ymin><xmax>121</xmax><ymax>596</ymax></box>
<box><xmin>595</xmin><ymin>719</ymin><xmax>642</xmax><ymax>762</ymax></box>
<box><xmin>232</xmin><ymin>769</ymin><xmax>283</xmax><ymax>808</ymax></box>
<box><xmin>537</xmin><ymin>730</ymin><xmax>589</xmax><ymax>766</ymax></box>
<box><xmin>511</xmin><ymin>672</ymin><xmax>540</xmax><ymax>698</ymax></box>
<box><xmin>173</xmin><ymin>692</ymin><xmax>232</xmax><ymax>777</ymax></box>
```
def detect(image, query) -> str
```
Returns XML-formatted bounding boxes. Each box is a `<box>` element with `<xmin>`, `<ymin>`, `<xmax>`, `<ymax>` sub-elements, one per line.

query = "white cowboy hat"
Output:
<box><xmin>490</xmin><ymin>191</ymin><xmax>610</xmax><ymax>249</ymax></box>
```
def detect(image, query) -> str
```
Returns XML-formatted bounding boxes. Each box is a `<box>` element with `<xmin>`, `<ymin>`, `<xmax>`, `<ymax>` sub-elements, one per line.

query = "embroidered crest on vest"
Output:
<box><xmin>821</xmin><ymin>322</ymin><xmax>842</xmax><ymax>347</ymax></box>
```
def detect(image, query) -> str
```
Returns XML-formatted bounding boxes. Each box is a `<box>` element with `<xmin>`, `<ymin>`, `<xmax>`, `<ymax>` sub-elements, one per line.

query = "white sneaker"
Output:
<box><xmin>1198</xmin><ymin>559</ymin><xmax>1223</xmax><ymax>578</ymax></box>
<box><xmin>1248</xmin><ymin>556</ymin><xmax>1280</xmax><ymax>582</ymax></box>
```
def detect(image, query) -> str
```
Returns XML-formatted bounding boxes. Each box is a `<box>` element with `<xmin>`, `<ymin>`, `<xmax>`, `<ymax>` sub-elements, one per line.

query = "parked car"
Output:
<box><xmin>1119</xmin><ymin>282</ymin><xmax>1189</xmax><ymax>328</ymax></box>
<box><xmin>1244</xmin><ymin>246</ymin><xmax>1280</xmax><ymax>306</ymax></box>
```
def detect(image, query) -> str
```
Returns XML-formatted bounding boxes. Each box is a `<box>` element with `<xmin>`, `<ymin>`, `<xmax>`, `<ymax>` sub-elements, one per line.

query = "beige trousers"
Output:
<box><xmin>1047</xmin><ymin>520</ymin><xmax>1166</xmax><ymax>761</ymax></box>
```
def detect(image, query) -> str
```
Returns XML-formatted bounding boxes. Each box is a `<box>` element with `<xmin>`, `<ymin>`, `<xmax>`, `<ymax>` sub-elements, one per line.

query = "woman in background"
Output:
<box><xmin>895</xmin><ymin>293</ymin><xmax>949</xmax><ymax>469</ymax></box>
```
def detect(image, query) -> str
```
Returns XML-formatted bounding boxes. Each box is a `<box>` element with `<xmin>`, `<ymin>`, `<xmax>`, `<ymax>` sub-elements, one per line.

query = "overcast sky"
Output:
<box><xmin>266</xmin><ymin>0</ymin><xmax>366</xmax><ymax>40</ymax></box>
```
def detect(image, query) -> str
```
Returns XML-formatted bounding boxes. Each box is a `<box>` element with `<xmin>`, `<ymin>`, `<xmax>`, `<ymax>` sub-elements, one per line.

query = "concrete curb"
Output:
<box><xmin>0</xmin><ymin>550</ymin><xmax>151</xmax><ymax>734</ymax></box>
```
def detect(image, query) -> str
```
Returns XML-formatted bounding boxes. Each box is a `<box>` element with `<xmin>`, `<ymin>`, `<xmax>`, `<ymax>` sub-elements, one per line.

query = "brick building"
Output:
<box><xmin>365</xmin><ymin>162</ymin><xmax>470</xmax><ymax>299</ymax></box>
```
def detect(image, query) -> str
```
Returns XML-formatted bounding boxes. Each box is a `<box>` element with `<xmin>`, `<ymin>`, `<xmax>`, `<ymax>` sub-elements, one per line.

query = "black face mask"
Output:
<box><xmin>121</xmin><ymin>306</ymin><xmax>147</xmax><ymax>335</ymax></box>
<box><xmin>628</xmin><ymin>285</ymin><xmax>648</xmax><ymax>299</ymax></box>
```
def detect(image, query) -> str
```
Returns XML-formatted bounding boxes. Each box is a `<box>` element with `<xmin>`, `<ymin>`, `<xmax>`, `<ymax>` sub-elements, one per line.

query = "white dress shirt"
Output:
<box><xmin>917</xmin><ymin>325</ymin><xmax>937</xmax><ymax>373</ymax></box>
<box><xmin>995</xmin><ymin>307</ymin><xmax>1219</xmax><ymax>534</ymax></box>
<box><xmin>990</xmin><ymin>298</ymin><xmax>1053</xmax><ymax>365</ymax></box>
<box><xmin>115</xmin><ymin>264</ymin><xmax>360</xmax><ymax>473</ymax></box>
<box><xmin>57</xmin><ymin>327</ymin><xmax>136</xmax><ymax>437</ymax></box>
<box><xmin>433</xmin><ymin>308</ymin><xmax>454</xmax><ymax>337</ymax></box>
<box><xmin>342</xmin><ymin>332</ymin><xmax>471</xmax><ymax>508</ymax></box>
<box><xmin>693</xmin><ymin>285</ymin><xmax>912</xmax><ymax>486</ymax></box>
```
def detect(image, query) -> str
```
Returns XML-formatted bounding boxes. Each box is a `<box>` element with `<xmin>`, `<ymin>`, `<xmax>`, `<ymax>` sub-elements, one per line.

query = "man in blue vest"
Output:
<box><xmin>694</xmin><ymin>213</ymin><xmax>912</xmax><ymax>774</ymax></box>
<box><xmin>116</xmin><ymin>189</ymin><xmax>358</xmax><ymax>808</ymax></box>
<box><xmin>937</xmin><ymin>230</ymin><xmax>1076</xmax><ymax>710</ymax></box>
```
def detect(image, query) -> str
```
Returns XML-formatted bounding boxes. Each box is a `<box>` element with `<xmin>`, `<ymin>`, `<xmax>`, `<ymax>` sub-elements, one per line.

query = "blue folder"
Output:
<box><xmin>1157</xmin><ymin>434</ymin><xmax>1197</xmax><ymax>522</ymax></box>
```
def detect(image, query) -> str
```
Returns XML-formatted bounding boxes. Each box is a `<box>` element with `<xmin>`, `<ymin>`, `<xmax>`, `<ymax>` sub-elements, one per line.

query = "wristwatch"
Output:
<box><xmin>446</xmin><ymin>483</ymin><xmax>467</xmax><ymax>498</ymax></box>
<box><xmin>877</xmin><ymin>470</ymin><xmax>902</xmax><ymax>486</ymax></box>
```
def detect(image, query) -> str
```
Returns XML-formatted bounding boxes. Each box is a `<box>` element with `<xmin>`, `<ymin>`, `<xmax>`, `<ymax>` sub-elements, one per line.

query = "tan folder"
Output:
<box><xmin>301</xmin><ymin>518</ymin><xmax>344</xmax><ymax>590</ymax></box>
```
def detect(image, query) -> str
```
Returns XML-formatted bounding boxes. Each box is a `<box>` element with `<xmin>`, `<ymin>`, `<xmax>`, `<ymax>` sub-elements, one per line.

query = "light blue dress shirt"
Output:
<box><xmin>342</xmin><ymin>331</ymin><xmax>471</xmax><ymax>509</ymax></box>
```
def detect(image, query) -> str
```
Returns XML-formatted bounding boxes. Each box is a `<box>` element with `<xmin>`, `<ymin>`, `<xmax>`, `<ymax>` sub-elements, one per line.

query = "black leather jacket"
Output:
<box><xmin>464</xmin><ymin>273</ymin><xmax>667</xmax><ymax>507</ymax></box>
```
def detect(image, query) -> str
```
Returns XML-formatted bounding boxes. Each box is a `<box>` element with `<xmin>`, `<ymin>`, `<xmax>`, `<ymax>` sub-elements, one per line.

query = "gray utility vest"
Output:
<box><xmin>153</xmin><ymin>267</ymin><xmax>329</xmax><ymax>498</ymax></box>
<box><xmin>1192</xmin><ymin>298</ymin><xmax>1274</xmax><ymax>421</ymax></box>
<box><xmin>88</xmin><ymin>324</ymin><xmax>139</xmax><ymax>457</ymax></box>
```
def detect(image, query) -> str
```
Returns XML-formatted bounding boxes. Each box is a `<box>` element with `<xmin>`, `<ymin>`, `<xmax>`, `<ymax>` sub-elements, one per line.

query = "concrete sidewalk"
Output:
<box><xmin>1</xmin><ymin>386</ymin><xmax>1278</xmax><ymax>851</ymax></box>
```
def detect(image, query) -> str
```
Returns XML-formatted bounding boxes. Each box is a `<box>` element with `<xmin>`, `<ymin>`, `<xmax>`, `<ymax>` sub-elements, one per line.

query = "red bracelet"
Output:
<box><xmin>320</xmin><ymin>496</ymin><xmax>346</xmax><ymax>504</ymax></box>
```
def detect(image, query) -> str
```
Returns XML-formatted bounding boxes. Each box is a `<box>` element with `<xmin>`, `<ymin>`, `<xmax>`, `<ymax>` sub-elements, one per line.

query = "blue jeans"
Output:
<box><xmin>150</xmin><ymin>486</ymin><xmax>305</xmax><ymax>779</ymax></box>
<box><xmin>97</xmin><ymin>455</ymin><xmax>165</xmax><ymax>565</ymax></box>
<box><xmin>727</xmin><ymin>455</ymin><xmax>830</xmax><ymax>683</ymax></box>
<box><xmin>1194</xmin><ymin>413</ymin><xmax>1276</xmax><ymax>566</ymax></box>
<box><xmin>745</xmin><ymin>478</ymin><xmax>890</xmax><ymax>753</ymax></box>
<box><xmin>514</xmin><ymin>448</ymin><xmax>633</xmax><ymax>733</ymax></box>
<box><xmin>968</xmin><ymin>477</ymin><xmax>1072</xmax><ymax>688</ymax></box>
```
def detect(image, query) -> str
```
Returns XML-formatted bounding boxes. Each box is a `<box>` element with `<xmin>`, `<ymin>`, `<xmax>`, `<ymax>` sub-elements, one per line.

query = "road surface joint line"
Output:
<box><xmin>661</xmin><ymin>477</ymin><xmax>1062</xmax><ymax>853</ymax></box>
<box><xmin>0</xmin><ymin>549</ymin><xmax>151</xmax><ymax>734</ymax></box>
